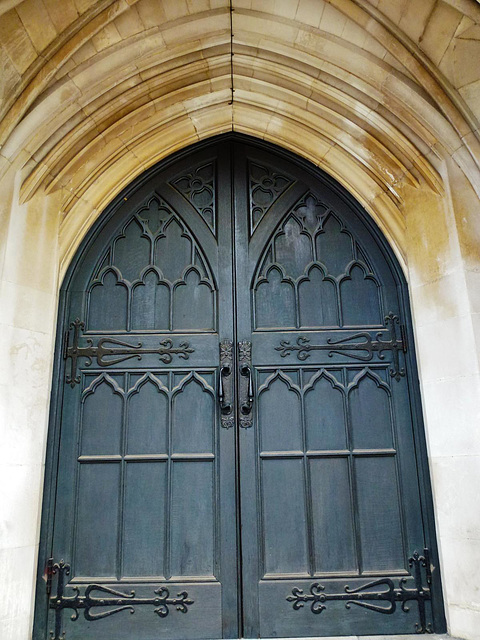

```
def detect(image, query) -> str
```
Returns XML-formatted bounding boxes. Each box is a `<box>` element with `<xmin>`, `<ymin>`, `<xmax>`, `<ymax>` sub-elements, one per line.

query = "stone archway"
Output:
<box><xmin>1</xmin><ymin>3</ymin><xmax>480</xmax><ymax>640</ymax></box>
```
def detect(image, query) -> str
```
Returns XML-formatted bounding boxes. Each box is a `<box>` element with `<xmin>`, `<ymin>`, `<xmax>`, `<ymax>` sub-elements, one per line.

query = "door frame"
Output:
<box><xmin>33</xmin><ymin>133</ymin><xmax>447</xmax><ymax>638</ymax></box>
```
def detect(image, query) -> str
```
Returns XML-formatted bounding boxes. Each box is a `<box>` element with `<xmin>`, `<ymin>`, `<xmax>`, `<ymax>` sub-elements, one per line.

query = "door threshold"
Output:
<box><xmin>237</xmin><ymin>636</ymin><xmax>453</xmax><ymax>640</ymax></box>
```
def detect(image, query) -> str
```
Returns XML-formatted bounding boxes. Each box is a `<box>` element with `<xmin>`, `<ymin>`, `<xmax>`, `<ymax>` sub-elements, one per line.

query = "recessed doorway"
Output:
<box><xmin>34</xmin><ymin>134</ymin><xmax>445</xmax><ymax>639</ymax></box>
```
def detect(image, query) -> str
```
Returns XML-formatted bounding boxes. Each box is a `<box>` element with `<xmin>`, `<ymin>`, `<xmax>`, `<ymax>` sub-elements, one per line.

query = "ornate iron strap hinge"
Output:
<box><xmin>275</xmin><ymin>312</ymin><xmax>407</xmax><ymax>381</ymax></box>
<box><xmin>287</xmin><ymin>549</ymin><xmax>433</xmax><ymax>634</ymax></box>
<box><xmin>63</xmin><ymin>318</ymin><xmax>195</xmax><ymax>387</ymax></box>
<box><xmin>48</xmin><ymin>560</ymin><xmax>194</xmax><ymax>640</ymax></box>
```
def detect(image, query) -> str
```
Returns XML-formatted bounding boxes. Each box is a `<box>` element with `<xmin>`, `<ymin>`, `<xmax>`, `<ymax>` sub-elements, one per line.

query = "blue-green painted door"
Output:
<box><xmin>37</xmin><ymin>136</ymin><xmax>444</xmax><ymax>640</ymax></box>
<box><xmin>43</xmin><ymin>142</ymin><xmax>239</xmax><ymax>640</ymax></box>
<box><xmin>233</xmin><ymin>141</ymin><xmax>443</xmax><ymax>637</ymax></box>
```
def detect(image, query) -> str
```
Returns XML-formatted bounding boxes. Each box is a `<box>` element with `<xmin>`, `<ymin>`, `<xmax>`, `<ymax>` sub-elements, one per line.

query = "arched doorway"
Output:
<box><xmin>34</xmin><ymin>135</ymin><xmax>445</xmax><ymax>639</ymax></box>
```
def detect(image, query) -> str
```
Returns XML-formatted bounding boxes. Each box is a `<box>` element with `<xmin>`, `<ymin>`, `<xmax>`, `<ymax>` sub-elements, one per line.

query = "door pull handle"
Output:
<box><xmin>219</xmin><ymin>364</ymin><xmax>232</xmax><ymax>414</ymax></box>
<box><xmin>219</xmin><ymin>341</ymin><xmax>234</xmax><ymax>429</ymax></box>
<box><xmin>240</xmin><ymin>364</ymin><xmax>254</xmax><ymax>415</ymax></box>
<box><xmin>238</xmin><ymin>341</ymin><xmax>253</xmax><ymax>428</ymax></box>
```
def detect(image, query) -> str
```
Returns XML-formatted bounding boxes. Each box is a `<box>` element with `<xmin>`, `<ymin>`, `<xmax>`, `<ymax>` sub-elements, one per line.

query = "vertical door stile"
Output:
<box><xmin>233</xmin><ymin>141</ymin><xmax>261</xmax><ymax>639</ymax></box>
<box><xmin>300</xmin><ymin>368</ymin><xmax>316</xmax><ymax>579</ymax></box>
<box><xmin>345</xmin><ymin>365</ymin><xmax>364</xmax><ymax>577</ymax></box>
<box><xmin>215</xmin><ymin>141</ymin><xmax>239</xmax><ymax>638</ymax></box>
<box><xmin>164</xmin><ymin>368</ymin><xmax>173</xmax><ymax>583</ymax></box>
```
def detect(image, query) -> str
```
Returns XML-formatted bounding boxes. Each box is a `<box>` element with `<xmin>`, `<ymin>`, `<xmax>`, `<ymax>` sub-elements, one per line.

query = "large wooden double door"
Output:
<box><xmin>36</xmin><ymin>136</ymin><xmax>444</xmax><ymax>639</ymax></box>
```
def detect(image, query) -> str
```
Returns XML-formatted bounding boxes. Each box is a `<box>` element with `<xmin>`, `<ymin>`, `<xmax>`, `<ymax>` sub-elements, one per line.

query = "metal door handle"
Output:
<box><xmin>219</xmin><ymin>341</ymin><xmax>234</xmax><ymax>429</ymax></box>
<box><xmin>238</xmin><ymin>341</ymin><xmax>253</xmax><ymax>428</ymax></box>
<box><xmin>219</xmin><ymin>364</ymin><xmax>232</xmax><ymax>414</ymax></box>
<box><xmin>240</xmin><ymin>364</ymin><xmax>254</xmax><ymax>414</ymax></box>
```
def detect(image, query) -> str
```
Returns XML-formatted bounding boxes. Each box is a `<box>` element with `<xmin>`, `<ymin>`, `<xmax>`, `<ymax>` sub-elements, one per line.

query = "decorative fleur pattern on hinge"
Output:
<box><xmin>170</xmin><ymin>162</ymin><xmax>216</xmax><ymax>236</ymax></box>
<box><xmin>275</xmin><ymin>313</ymin><xmax>407</xmax><ymax>381</ymax></box>
<box><xmin>64</xmin><ymin>318</ymin><xmax>194</xmax><ymax>387</ymax></box>
<box><xmin>249</xmin><ymin>161</ymin><xmax>293</xmax><ymax>234</ymax></box>
<box><xmin>286</xmin><ymin>549</ymin><xmax>433</xmax><ymax>634</ymax></box>
<box><xmin>49</xmin><ymin>560</ymin><xmax>194</xmax><ymax>639</ymax></box>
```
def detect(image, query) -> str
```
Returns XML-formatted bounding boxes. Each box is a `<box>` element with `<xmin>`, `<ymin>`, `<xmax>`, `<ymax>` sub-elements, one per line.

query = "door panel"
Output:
<box><xmin>234</xmin><ymin>141</ymin><xmax>437</xmax><ymax>636</ymax></box>
<box><xmin>46</xmin><ymin>143</ymin><xmax>238</xmax><ymax>640</ymax></box>
<box><xmin>38</xmin><ymin>136</ymin><xmax>443</xmax><ymax>640</ymax></box>
<box><xmin>86</xmin><ymin>194</ymin><xmax>217</xmax><ymax>333</ymax></box>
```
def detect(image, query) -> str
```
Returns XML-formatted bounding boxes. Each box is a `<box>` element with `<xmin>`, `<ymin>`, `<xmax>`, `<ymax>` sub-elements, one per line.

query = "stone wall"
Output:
<box><xmin>0</xmin><ymin>2</ymin><xmax>479</xmax><ymax>638</ymax></box>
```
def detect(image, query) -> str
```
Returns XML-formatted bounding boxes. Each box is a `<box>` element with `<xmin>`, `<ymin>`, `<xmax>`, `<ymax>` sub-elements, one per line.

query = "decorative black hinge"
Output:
<box><xmin>48</xmin><ymin>560</ymin><xmax>194</xmax><ymax>639</ymax></box>
<box><xmin>275</xmin><ymin>312</ymin><xmax>407</xmax><ymax>381</ymax></box>
<box><xmin>63</xmin><ymin>318</ymin><xmax>195</xmax><ymax>387</ymax></box>
<box><xmin>287</xmin><ymin>549</ymin><xmax>433</xmax><ymax>633</ymax></box>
